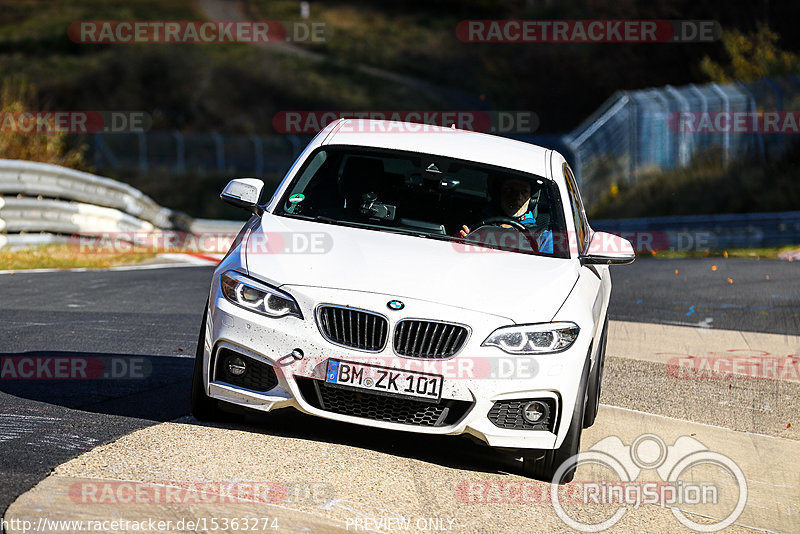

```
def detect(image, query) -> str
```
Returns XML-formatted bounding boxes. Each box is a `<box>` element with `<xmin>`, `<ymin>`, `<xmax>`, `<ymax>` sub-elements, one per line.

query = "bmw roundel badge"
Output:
<box><xmin>387</xmin><ymin>300</ymin><xmax>404</xmax><ymax>311</ymax></box>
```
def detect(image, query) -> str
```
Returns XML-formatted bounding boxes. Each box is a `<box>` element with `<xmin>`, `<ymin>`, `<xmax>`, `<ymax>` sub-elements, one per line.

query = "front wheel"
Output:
<box><xmin>190</xmin><ymin>303</ymin><xmax>225</xmax><ymax>421</ymax></box>
<box><xmin>522</xmin><ymin>358</ymin><xmax>590</xmax><ymax>484</ymax></box>
<box><xmin>583</xmin><ymin>316</ymin><xmax>608</xmax><ymax>428</ymax></box>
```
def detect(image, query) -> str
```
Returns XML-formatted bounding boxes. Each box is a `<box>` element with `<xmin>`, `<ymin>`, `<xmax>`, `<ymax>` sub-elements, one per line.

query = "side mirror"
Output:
<box><xmin>220</xmin><ymin>178</ymin><xmax>264</xmax><ymax>215</ymax></box>
<box><xmin>581</xmin><ymin>231</ymin><xmax>635</xmax><ymax>265</ymax></box>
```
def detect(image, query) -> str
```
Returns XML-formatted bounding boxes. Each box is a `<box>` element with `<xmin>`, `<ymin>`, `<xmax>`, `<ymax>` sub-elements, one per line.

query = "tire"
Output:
<box><xmin>583</xmin><ymin>316</ymin><xmax>608</xmax><ymax>428</ymax></box>
<box><xmin>522</xmin><ymin>357</ymin><xmax>590</xmax><ymax>484</ymax></box>
<box><xmin>190</xmin><ymin>303</ymin><xmax>225</xmax><ymax>421</ymax></box>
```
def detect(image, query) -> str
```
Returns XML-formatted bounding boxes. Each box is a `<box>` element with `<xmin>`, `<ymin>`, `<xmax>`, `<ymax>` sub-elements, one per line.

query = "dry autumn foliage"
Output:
<box><xmin>0</xmin><ymin>78</ymin><xmax>89</xmax><ymax>169</ymax></box>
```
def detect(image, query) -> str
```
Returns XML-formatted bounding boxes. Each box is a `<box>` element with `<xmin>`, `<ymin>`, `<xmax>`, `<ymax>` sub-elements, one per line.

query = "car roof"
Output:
<box><xmin>321</xmin><ymin>118</ymin><xmax>553</xmax><ymax>181</ymax></box>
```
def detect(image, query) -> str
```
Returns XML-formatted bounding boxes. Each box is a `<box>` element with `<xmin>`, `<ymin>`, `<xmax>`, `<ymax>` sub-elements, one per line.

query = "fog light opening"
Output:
<box><xmin>227</xmin><ymin>356</ymin><xmax>247</xmax><ymax>376</ymax></box>
<box><xmin>522</xmin><ymin>401</ymin><xmax>548</xmax><ymax>424</ymax></box>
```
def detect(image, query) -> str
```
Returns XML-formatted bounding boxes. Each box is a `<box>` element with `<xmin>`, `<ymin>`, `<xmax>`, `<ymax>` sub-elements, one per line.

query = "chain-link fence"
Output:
<box><xmin>92</xmin><ymin>131</ymin><xmax>309</xmax><ymax>178</ymax></box>
<box><xmin>564</xmin><ymin>76</ymin><xmax>800</xmax><ymax>208</ymax></box>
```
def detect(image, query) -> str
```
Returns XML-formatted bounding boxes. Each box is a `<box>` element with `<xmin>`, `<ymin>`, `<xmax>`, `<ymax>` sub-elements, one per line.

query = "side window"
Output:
<box><xmin>563</xmin><ymin>163</ymin><xmax>589</xmax><ymax>253</ymax></box>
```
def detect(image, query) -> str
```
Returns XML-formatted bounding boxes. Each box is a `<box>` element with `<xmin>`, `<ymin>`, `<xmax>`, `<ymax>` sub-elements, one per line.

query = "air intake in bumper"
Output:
<box><xmin>487</xmin><ymin>398</ymin><xmax>557</xmax><ymax>431</ymax></box>
<box><xmin>214</xmin><ymin>348</ymin><xmax>279</xmax><ymax>393</ymax></box>
<box><xmin>296</xmin><ymin>379</ymin><xmax>472</xmax><ymax>427</ymax></box>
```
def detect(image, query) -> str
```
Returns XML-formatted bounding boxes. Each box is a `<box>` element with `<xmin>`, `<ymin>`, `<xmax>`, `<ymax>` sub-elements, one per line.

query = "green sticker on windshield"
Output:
<box><xmin>288</xmin><ymin>193</ymin><xmax>305</xmax><ymax>203</ymax></box>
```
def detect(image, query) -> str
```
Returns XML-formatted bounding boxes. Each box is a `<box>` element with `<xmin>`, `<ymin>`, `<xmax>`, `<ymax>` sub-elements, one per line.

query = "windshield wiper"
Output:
<box><xmin>312</xmin><ymin>216</ymin><xmax>373</xmax><ymax>229</ymax></box>
<box><xmin>283</xmin><ymin>213</ymin><xmax>460</xmax><ymax>241</ymax></box>
<box><xmin>283</xmin><ymin>213</ymin><xmax>366</xmax><ymax>229</ymax></box>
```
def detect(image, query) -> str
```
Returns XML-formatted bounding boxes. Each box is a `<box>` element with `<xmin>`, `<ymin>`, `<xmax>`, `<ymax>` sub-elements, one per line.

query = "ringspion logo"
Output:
<box><xmin>551</xmin><ymin>434</ymin><xmax>747</xmax><ymax>532</ymax></box>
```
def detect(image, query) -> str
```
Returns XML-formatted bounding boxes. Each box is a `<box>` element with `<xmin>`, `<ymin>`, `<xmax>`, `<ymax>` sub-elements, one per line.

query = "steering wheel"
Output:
<box><xmin>470</xmin><ymin>216</ymin><xmax>526</xmax><ymax>233</ymax></box>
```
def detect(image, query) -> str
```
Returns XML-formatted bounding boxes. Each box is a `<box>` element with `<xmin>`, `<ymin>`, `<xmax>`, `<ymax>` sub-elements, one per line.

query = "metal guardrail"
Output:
<box><xmin>188</xmin><ymin>218</ymin><xmax>247</xmax><ymax>235</ymax></box>
<box><xmin>592</xmin><ymin>211</ymin><xmax>800</xmax><ymax>250</ymax></box>
<box><xmin>0</xmin><ymin>197</ymin><xmax>156</xmax><ymax>235</ymax></box>
<box><xmin>0</xmin><ymin>159</ymin><xmax>173</xmax><ymax>229</ymax></box>
<box><xmin>0</xmin><ymin>233</ymin><xmax>68</xmax><ymax>251</ymax></box>
<box><xmin>0</xmin><ymin>159</ymin><xmax>245</xmax><ymax>251</ymax></box>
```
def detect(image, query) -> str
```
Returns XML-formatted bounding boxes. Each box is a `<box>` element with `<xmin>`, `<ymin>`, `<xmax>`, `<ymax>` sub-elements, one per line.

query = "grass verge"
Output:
<box><xmin>641</xmin><ymin>245</ymin><xmax>800</xmax><ymax>260</ymax></box>
<box><xmin>0</xmin><ymin>244</ymin><xmax>156</xmax><ymax>271</ymax></box>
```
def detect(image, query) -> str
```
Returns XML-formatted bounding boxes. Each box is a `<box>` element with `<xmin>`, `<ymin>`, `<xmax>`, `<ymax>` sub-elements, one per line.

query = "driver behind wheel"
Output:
<box><xmin>457</xmin><ymin>177</ymin><xmax>554</xmax><ymax>254</ymax></box>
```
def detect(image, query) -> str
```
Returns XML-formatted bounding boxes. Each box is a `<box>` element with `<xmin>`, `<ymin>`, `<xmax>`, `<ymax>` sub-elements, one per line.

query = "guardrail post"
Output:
<box><xmin>286</xmin><ymin>135</ymin><xmax>304</xmax><ymax>158</ymax></box>
<box><xmin>92</xmin><ymin>134</ymin><xmax>120</xmax><ymax>172</ymax></box>
<box><xmin>710</xmin><ymin>83</ymin><xmax>730</xmax><ymax>166</ymax></box>
<box><xmin>627</xmin><ymin>92</ymin><xmax>637</xmax><ymax>184</ymax></box>
<box><xmin>764</xmin><ymin>78</ymin><xmax>785</xmax><ymax>156</ymax></box>
<box><xmin>137</xmin><ymin>132</ymin><xmax>148</xmax><ymax>173</ymax></box>
<box><xmin>735</xmin><ymin>81</ymin><xmax>765</xmax><ymax>162</ymax></box>
<box><xmin>173</xmin><ymin>130</ymin><xmax>186</xmax><ymax>175</ymax></box>
<box><xmin>688</xmin><ymin>84</ymin><xmax>710</xmax><ymax>155</ymax></box>
<box><xmin>250</xmin><ymin>135</ymin><xmax>264</xmax><ymax>177</ymax></box>
<box><xmin>649</xmin><ymin>89</ymin><xmax>672</xmax><ymax>170</ymax></box>
<box><xmin>665</xmin><ymin>85</ymin><xmax>690</xmax><ymax>167</ymax></box>
<box><xmin>92</xmin><ymin>135</ymin><xmax>103</xmax><ymax>169</ymax></box>
<box><xmin>211</xmin><ymin>133</ymin><xmax>225</xmax><ymax>174</ymax></box>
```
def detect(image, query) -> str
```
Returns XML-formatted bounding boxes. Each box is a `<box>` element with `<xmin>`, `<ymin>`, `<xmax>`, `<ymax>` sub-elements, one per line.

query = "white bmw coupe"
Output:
<box><xmin>191</xmin><ymin>119</ymin><xmax>634</xmax><ymax>482</ymax></box>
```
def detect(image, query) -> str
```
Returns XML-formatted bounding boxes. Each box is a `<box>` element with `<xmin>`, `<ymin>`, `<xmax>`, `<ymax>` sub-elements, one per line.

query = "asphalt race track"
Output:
<box><xmin>0</xmin><ymin>266</ymin><xmax>212</xmax><ymax>513</ymax></box>
<box><xmin>610</xmin><ymin>257</ymin><xmax>800</xmax><ymax>335</ymax></box>
<box><xmin>0</xmin><ymin>257</ymin><xmax>798</xmax><ymax>528</ymax></box>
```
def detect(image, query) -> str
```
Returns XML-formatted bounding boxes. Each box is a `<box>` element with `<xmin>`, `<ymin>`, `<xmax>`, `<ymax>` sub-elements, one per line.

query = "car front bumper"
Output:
<box><xmin>201</xmin><ymin>278</ymin><xmax>592</xmax><ymax>451</ymax></box>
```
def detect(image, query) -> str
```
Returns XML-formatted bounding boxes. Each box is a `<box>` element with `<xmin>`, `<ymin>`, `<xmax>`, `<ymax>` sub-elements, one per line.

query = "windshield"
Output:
<box><xmin>275</xmin><ymin>147</ymin><xmax>569</xmax><ymax>258</ymax></box>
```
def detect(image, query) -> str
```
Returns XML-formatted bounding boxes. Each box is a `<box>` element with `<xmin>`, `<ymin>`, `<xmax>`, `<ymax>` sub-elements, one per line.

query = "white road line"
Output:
<box><xmin>0</xmin><ymin>262</ymin><xmax>206</xmax><ymax>275</ymax></box>
<box><xmin>600</xmin><ymin>403</ymin><xmax>799</xmax><ymax>443</ymax></box>
<box><xmin>0</xmin><ymin>414</ymin><xmax>59</xmax><ymax>444</ymax></box>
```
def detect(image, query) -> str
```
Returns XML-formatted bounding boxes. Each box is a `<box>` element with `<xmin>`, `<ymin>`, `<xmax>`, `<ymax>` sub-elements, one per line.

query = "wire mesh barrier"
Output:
<box><xmin>92</xmin><ymin>131</ymin><xmax>309</xmax><ymax>178</ymax></box>
<box><xmin>592</xmin><ymin>211</ymin><xmax>800</xmax><ymax>251</ymax></box>
<box><xmin>563</xmin><ymin>76</ymin><xmax>800</xmax><ymax>208</ymax></box>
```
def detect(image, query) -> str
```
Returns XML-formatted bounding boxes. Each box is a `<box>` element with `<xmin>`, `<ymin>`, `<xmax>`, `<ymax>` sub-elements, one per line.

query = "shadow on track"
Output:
<box><xmin>0</xmin><ymin>351</ymin><xmax>193</xmax><ymax>421</ymax></box>
<box><xmin>181</xmin><ymin>406</ymin><xmax>523</xmax><ymax>477</ymax></box>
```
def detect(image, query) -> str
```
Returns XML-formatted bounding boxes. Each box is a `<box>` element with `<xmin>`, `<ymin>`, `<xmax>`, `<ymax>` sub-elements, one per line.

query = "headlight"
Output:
<box><xmin>482</xmin><ymin>322</ymin><xmax>579</xmax><ymax>354</ymax></box>
<box><xmin>220</xmin><ymin>271</ymin><xmax>302</xmax><ymax>319</ymax></box>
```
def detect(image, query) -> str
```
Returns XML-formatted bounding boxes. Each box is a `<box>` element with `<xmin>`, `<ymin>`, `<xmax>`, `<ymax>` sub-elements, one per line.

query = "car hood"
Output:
<box><xmin>244</xmin><ymin>215</ymin><xmax>579</xmax><ymax>323</ymax></box>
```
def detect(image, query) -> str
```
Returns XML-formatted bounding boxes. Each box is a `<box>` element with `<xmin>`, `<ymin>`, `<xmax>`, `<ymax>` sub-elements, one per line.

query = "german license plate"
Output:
<box><xmin>325</xmin><ymin>359</ymin><xmax>443</xmax><ymax>402</ymax></box>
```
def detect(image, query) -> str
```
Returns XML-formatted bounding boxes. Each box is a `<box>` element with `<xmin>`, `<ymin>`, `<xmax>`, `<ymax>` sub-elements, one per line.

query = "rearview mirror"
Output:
<box><xmin>581</xmin><ymin>231</ymin><xmax>635</xmax><ymax>265</ymax></box>
<box><xmin>220</xmin><ymin>178</ymin><xmax>264</xmax><ymax>214</ymax></box>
